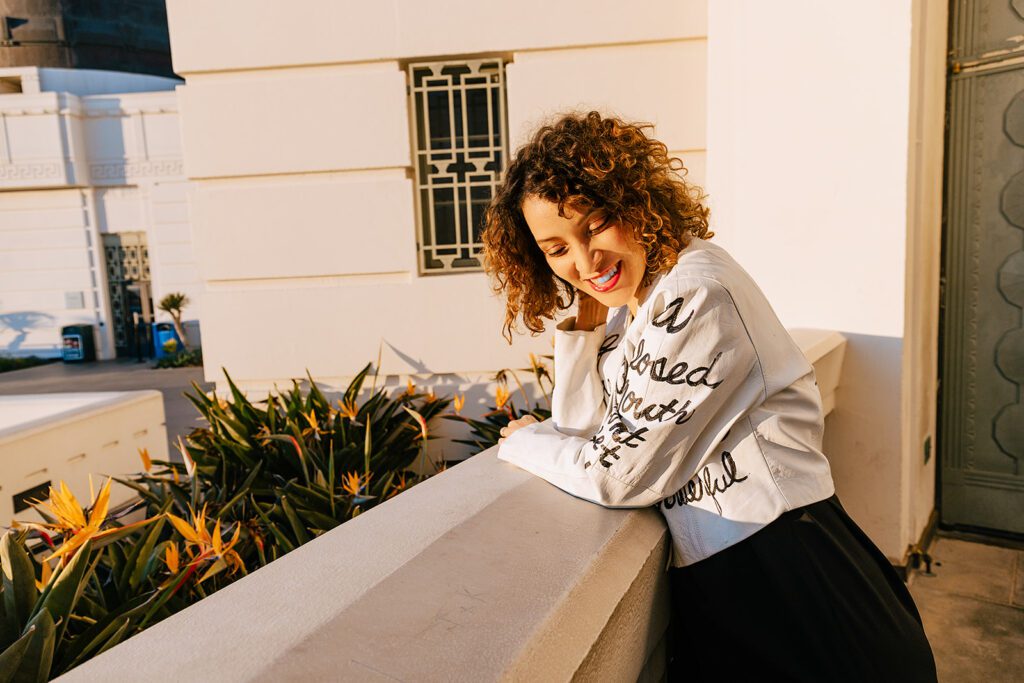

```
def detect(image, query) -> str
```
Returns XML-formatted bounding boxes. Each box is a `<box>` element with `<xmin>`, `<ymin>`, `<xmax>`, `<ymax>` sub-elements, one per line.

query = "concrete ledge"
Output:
<box><xmin>57</xmin><ymin>331</ymin><xmax>845</xmax><ymax>681</ymax></box>
<box><xmin>0</xmin><ymin>391</ymin><xmax>168</xmax><ymax>524</ymax></box>
<box><xmin>789</xmin><ymin>328</ymin><xmax>847</xmax><ymax>416</ymax></box>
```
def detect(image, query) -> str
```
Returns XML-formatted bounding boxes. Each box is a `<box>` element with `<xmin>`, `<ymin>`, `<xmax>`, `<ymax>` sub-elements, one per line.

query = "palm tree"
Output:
<box><xmin>158</xmin><ymin>292</ymin><xmax>190</xmax><ymax>351</ymax></box>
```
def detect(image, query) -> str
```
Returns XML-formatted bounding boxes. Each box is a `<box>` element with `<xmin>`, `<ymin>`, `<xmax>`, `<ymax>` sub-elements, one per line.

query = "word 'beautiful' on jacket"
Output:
<box><xmin>497</xmin><ymin>238</ymin><xmax>836</xmax><ymax>567</ymax></box>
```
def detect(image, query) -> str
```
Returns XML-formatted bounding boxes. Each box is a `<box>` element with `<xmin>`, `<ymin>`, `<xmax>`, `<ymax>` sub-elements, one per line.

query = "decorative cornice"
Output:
<box><xmin>89</xmin><ymin>159</ymin><xmax>184</xmax><ymax>180</ymax></box>
<box><xmin>0</xmin><ymin>107</ymin><xmax>177</xmax><ymax>118</ymax></box>
<box><xmin>0</xmin><ymin>161</ymin><xmax>64</xmax><ymax>181</ymax></box>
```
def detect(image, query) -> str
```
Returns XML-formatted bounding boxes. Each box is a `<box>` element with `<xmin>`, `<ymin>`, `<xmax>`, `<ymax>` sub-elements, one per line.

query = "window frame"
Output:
<box><xmin>406</xmin><ymin>57</ymin><xmax>509</xmax><ymax>274</ymax></box>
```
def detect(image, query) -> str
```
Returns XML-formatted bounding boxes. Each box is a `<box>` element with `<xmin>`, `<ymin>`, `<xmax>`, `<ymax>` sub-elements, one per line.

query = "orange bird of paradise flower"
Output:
<box><xmin>495</xmin><ymin>385</ymin><xmax>511</xmax><ymax>410</ymax></box>
<box><xmin>18</xmin><ymin>478</ymin><xmax>154</xmax><ymax>565</ymax></box>
<box><xmin>165</xmin><ymin>504</ymin><xmax>245</xmax><ymax>584</ymax></box>
<box><xmin>401</xmin><ymin>405</ymin><xmax>429</xmax><ymax>441</ymax></box>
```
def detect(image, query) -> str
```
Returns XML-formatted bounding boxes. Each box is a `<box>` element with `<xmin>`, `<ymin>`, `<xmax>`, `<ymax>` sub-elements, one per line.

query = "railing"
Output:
<box><xmin>57</xmin><ymin>330</ymin><xmax>846</xmax><ymax>682</ymax></box>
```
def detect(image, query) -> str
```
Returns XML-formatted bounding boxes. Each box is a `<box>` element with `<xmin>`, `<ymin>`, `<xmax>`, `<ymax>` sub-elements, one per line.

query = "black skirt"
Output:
<box><xmin>666</xmin><ymin>495</ymin><xmax>937</xmax><ymax>682</ymax></box>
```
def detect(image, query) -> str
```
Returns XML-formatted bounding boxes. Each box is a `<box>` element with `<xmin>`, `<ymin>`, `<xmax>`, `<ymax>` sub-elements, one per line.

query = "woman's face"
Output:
<box><xmin>521</xmin><ymin>195</ymin><xmax>647</xmax><ymax>309</ymax></box>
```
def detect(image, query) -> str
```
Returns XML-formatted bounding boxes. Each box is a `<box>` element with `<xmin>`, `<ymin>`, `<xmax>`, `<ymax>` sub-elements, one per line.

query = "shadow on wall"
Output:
<box><xmin>822</xmin><ymin>331</ymin><xmax>905</xmax><ymax>559</ymax></box>
<box><xmin>0</xmin><ymin>311</ymin><xmax>56</xmax><ymax>355</ymax></box>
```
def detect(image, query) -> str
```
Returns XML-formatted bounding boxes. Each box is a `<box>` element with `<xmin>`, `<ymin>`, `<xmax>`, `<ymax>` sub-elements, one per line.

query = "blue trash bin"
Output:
<box><xmin>153</xmin><ymin>322</ymin><xmax>182</xmax><ymax>359</ymax></box>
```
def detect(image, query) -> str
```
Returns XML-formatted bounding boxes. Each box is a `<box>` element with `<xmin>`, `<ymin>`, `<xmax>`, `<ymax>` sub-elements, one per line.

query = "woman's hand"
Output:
<box><xmin>574</xmin><ymin>291</ymin><xmax>609</xmax><ymax>331</ymax></box>
<box><xmin>498</xmin><ymin>414</ymin><xmax>539</xmax><ymax>444</ymax></box>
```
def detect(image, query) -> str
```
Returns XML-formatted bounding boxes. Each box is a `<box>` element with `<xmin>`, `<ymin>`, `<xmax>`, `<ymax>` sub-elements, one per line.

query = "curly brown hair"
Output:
<box><xmin>481</xmin><ymin>110</ymin><xmax>712</xmax><ymax>343</ymax></box>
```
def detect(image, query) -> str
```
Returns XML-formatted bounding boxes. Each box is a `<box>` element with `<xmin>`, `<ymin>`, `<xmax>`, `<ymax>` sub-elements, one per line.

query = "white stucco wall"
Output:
<box><xmin>706</xmin><ymin>0</ymin><xmax>947</xmax><ymax>559</ymax></box>
<box><xmin>164</xmin><ymin>0</ymin><xmax>944</xmax><ymax>548</ymax></box>
<box><xmin>0</xmin><ymin>68</ymin><xmax>200</xmax><ymax>359</ymax></box>
<box><xmin>165</xmin><ymin>0</ymin><xmax>709</xmax><ymax>399</ymax></box>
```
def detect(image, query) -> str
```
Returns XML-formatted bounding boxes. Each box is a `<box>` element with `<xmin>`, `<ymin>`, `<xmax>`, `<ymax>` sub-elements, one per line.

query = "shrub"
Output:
<box><xmin>445</xmin><ymin>353</ymin><xmax>554</xmax><ymax>453</ymax></box>
<box><xmin>154</xmin><ymin>348</ymin><xmax>203</xmax><ymax>369</ymax></box>
<box><xmin>0</xmin><ymin>355</ymin><xmax>57</xmax><ymax>373</ymax></box>
<box><xmin>1</xmin><ymin>363</ymin><xmax>451</xmax><ymax>679</ymax></box>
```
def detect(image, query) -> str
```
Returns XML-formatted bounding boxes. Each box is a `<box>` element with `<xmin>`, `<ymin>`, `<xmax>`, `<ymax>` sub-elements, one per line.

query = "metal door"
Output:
<box><xmin>941</xmin><ymin>0</ymin><xmax>1024</xmax><ymax>533</ymax></box>
<box><xmin>102</xmin><ymin>231</ymin><xmax>153</xmax><ymax>358</ymax></box>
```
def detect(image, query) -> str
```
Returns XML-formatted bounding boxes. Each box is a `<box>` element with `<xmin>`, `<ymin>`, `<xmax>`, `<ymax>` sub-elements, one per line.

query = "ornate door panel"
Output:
<box><xmin>941</xmin><ymin>0</ymin><xmax>1024</xmax><ymax>533</ymax></box>
<box><xmin>102</xmin><ymin>231</ymin><xmax>152</xmax><ymax>357</ymax></box>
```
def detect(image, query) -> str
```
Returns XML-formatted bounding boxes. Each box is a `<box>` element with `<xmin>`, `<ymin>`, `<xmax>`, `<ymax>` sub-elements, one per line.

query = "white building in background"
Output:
<box><xmin>160</xmin><ymin>0</ymin><xmax>955</xmax><ymax>564</ymax></box>
<box><xmin>0</xmin><ymin>66</ymin><xmax>202</xmax><ymax>360</ymax></box>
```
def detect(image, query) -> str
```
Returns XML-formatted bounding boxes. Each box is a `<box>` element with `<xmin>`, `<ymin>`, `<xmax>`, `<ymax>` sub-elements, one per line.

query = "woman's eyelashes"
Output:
<box><xmin>544</xmin><ymin>219</ymin><xmax>612</xmax><ymax>257</ymax></box>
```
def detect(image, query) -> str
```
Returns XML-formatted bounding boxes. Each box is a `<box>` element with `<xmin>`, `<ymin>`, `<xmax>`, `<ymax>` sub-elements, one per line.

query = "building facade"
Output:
<box><xmin>0</xmin><ymin>66</ymin><xmax>201</xmax><ymax>360</ymax></box>
<box><xmin>158</xmin><ymin>0</ymin><xmax>954</xmax><ymax>563</ymax></box>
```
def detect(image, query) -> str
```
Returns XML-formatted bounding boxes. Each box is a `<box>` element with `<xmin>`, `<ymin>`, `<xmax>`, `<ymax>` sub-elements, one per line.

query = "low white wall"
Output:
<box><xmin>54</xmin><ymin>332</ymin><xmax>844</xmax><ymax>682</ymax></box>
<box><xmin>0</xmin><ymin>391</ymin><xmax>168</xmax><ymax>524</ymax></box>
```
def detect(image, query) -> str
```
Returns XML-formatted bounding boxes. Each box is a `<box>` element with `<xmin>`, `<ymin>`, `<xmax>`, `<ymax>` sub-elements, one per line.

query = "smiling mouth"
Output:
<box><xmin>588</xmin><ymin>261</ymin><xmax>622</xmax><ymax>293</ymax></box>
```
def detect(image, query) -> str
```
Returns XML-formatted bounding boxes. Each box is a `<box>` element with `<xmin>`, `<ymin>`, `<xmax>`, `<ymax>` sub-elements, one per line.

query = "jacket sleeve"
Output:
<box><xmin>497</xmin><ymin>277</ymin><xmax>762</xmax><ymax>508</ymax></box>
<box><xmin>550</xmin><ymin>316</ymin><xmax>609</xmax><ymax>436</ymax></box>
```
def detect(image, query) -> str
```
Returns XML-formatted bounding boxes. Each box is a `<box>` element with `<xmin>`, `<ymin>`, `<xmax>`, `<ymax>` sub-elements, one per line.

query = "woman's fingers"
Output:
<box><xmin>499</xmin><ymin>415</ymin><xmax>540</xmax><ymax>440</ymax></box>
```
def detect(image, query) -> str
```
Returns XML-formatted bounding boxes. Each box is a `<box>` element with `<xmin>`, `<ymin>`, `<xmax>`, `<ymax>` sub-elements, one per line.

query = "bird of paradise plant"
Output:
<box><xmin>165</xmin><ymin>504</ymin><xmax>246</xmax><ymax>585</ymax></box>
<box><xmin>16</xmin><ymin>478</ymin><xmax>155</xmax><ymax>565</ymax></box>
<box><xmin>0</xmin><ymin>361</ymin><xmax>454</xmax><ymax>680</ymax></box>
<box><xmin>443</xmin><ymin>354</ymin><xmax>554</xmax><ymax>454</ymax></box>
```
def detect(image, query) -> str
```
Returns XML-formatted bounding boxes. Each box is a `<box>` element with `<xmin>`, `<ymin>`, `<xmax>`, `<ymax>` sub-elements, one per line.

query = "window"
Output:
<box><xmin>407</xmin><ymin>58</ymin><xmax>508</xmax><ymax>273</ymax></box>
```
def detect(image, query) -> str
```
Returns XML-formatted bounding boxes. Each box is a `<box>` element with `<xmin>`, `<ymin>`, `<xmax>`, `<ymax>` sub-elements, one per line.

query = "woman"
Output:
<box><xmin>481</xmin><ymin>111</ymin><xmax>936</xmax><ymax>681</ymax></box>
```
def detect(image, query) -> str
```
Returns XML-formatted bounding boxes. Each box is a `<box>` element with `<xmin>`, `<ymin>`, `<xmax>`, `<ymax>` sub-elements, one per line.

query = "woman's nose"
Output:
<box><xmin>575</xmin><ymin>245</ymin><xmax>600</xmax><ymax>280</ymax></box>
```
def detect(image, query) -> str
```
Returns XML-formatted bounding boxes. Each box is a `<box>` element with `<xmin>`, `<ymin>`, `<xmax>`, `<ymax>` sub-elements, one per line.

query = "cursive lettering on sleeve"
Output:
<box><xmin>587</xmin><ymin>421</ymin><xmax>650</xmax><ymax>468</ymax></box>
<box><xmin>659</xmin><ymin>451</ymin><xmax>749</xmax><ymax>514</ymax></box>
<box><xmin>651</xmin><ymin>296</ymin><xmax>695</xmax><ymax>333</ymax></box>
<box><xmin>624</xmin><ymin>338</ymin><xmax>725</xmax><ymax>388</ymax></box>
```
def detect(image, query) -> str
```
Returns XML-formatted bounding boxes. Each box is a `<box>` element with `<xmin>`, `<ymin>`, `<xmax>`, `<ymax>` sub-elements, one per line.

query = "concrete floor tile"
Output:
<box><xmin>919</xmin><ymin>538</ymin><xmax>1017</xmax><ymax>605</ymax></box>
<box><xmin>910</xmin><ymin>584</ymin><xmax>1024</xmax><ymax>683</ymax></box>
<box><xmin>1014</xmin><ymin>552</ymin><xmax>1024</xmax><ymax>609</ymax></box>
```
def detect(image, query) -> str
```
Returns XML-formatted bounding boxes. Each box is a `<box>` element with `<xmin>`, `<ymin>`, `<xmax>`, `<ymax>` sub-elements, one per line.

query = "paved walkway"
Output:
<box><xmin>0</xmin><ymin>359</ymin><xmax>213</xmax><ymax>462</ymax></box>
<box><xmin>911</xmin><ymin>535</ymin><xmax>1024</xmax><ymax>682</ymax></box>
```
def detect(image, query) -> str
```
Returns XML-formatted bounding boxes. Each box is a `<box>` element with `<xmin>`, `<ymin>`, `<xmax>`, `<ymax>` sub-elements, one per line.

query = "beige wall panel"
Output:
<box><xmin>4</xmin><ymin>113</ymin><xmax>65</xmax><ymax>160</ymax></box>
<box><xmin>157</xmin><ymin>264</ymin><xmax>201</xmax><ymax>288</ymax></box>
<box><xmin>140</xmin><ymin>113</ymin><xmax>183</xmax><ymax>158</ymax></box>
<box><xmin>156</xmin><ymin>243</ymin><xmax>196</xmax><ymax>266</ymax></box>
<box><xmin>178</xmin><ymin>65</ymin><xmax>410</xmax><ymax>179</ymax></box>
<box><xmin>150</xmin><ymin>223</ymin><xmax>192</xmax><ymax>247</ymax></box>
<box><xmin>394</xmin><ymin>1</ymin><xmax>706</xmax><ymax>60</ymax></box>
<box><xmin>80</xmin><ymin>116</ymin><xmax>125</xmax><ymax>161</ymax></box>
<box><xmin>0</xmin><ymin>268</ymin><xmax>93</xmax><ymax>292</ymax></box>
<box><xmin>507</xmin><ymin>41</ymin><xmax>706</xmax><ymax>152</ymax></box>
<box><xmin>706</xmin><ymin>2</ymin><xmax>910</xmax><ymax>337</ymax></box>
<box><xmin>0</xmin><ymin>207</ymin><xmax>86</xmax><ymax>230</ymax></box>
<box><xmin>0</xmin><ymin>188</ymin><xmax>81</xmax><ymax>210</ymax></box>
<box><xmin>195</xmin><ymin>175</ymin><xmax>416</xmax><ymax>280</ymax></box>
<box><xmin>201</xmin><ymin>274</ymin><xmax>555</xmax><ymax>382</ymax></box>
<box><xmin>95</xmin><ymin>187</ymin><xmax>144</xmax><ymax>232</ymax></box>
<box><xmin>166</xmin><ymin>1</ymin><xmax>399</xmax><ymax>74</ymax></box>
<box><xmin>166</xmin><ymin>0</ymin><xmax>705</xmax><ymax>75</ymax></box>
<box><xmin>0</xmin><ymin>290</ymin><xmax>71</xmax><ymax>310</ymax></box>
<box><xmin>0</xmin><ymin>228</ymin><xmax>87</xmax><ymax>250</ymax></box>
<box><xmin>150</xmin><ymin>200</ymin><xmax>189</xmax><ymax>226</ymax></box>
<box><xmin>0</xmin><ymin>248</ymin><xmax>87</xmax><ymax>272</ymax></box>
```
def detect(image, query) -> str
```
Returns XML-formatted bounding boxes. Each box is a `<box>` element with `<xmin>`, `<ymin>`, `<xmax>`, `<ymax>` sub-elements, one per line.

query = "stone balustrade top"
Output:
<box><xmin>57</xmin><ymin>330</ymin><xmax>846</xmax><ymax>682</ymax></box>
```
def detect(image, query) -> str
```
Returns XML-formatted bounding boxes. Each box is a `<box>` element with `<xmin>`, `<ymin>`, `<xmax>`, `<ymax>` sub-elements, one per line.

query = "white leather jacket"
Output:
<box><xmin>498</xmin><ymin>238</ymin><xmax>835</xmax><ymax>567</ymax></box>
